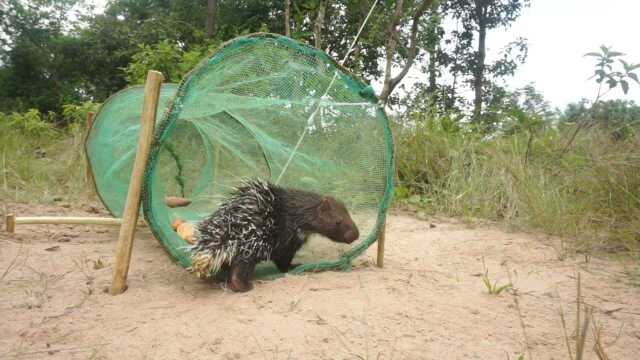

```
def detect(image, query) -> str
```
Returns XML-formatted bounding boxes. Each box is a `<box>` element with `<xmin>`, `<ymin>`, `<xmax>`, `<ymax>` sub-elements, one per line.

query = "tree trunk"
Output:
<box><xmin>427</xmin><ymin>50</ymin><xmax>437</xmax><ymax>94</ymax></box>
<box><xmin>284</xmin><ymin>0</ymin><xmax>291</xmax><ymax>37</ymax></box>
<box><xmin>448</xmin><ymin>73</ymin><xmax>458</xmax><ymax>111</ymax></box>
<box><xmin>472</xmin><ymin>0</ymin><xmax>487</xmax><ymax>122</ymax></box>
<box><xmin>206</xmin><ymin>0</ymin><xmax>218</xmax><ymax>39</ymax></box>
<box><xmin>314</xmin><ymin>0</ymin><xmax>327</xmax><ymax>49</ymax></box>
<box><xmin>379</xmin><ymin>0</ymin><xmax>434</xmax><ymax>104</ymax></box>
<box><xmin>380</xmin><ymin>0</ymin><xmax>403</xmax><ymax>105</ymax></box>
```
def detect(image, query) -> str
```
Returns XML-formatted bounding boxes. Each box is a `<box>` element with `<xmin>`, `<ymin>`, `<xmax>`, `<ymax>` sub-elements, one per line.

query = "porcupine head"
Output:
<box><xmin>303</xmin><ymin>194</ymin><xmax>360</xmax><ymax>245</ymax></box>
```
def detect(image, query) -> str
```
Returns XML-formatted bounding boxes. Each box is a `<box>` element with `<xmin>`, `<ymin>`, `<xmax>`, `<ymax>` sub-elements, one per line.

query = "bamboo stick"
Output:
<box><xmin>5</xmin><ymin>214</ymin><xmax>15</xmax><ymax>233</ymax></box>
<box><xmin>11</xmin><ymin>216</ymin><xmax>146</xmax><ymax>226</ymax></box>
<box><xmin>84</xmin><ymin>111</ymin><xmax>95</xmax><ymax>184</ymax></box>
<box><xmin>110</xmin><ymin>70</ymin><xmax>164</xmax><ymax>295</ymax></box>
<box><xmin>376</xmin><ymin>221</ymin><xmax>386</xmax><ymax>268</ymax></box>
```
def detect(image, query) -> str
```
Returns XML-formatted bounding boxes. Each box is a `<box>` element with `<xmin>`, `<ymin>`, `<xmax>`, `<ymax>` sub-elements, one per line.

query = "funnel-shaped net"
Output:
<box><xmin>85</xmin><ymin>84</ymin><xmax>178</xmax><ymax>216</ymax></box>
<box><xmin>87</xmin><ymin>33</ymin><xmax>394</xmax><ymax>278</ymax></box>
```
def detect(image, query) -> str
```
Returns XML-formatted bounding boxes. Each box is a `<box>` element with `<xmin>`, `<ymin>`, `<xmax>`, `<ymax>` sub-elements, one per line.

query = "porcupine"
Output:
<box><xmin>189</xmin><ymin>178</ymin><xmax>360</xmax><ymax>292</ymax></box>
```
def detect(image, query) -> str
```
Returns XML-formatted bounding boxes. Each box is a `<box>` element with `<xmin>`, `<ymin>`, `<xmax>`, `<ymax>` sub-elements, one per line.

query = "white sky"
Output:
<box><xmin>491</xmin><ymin>0</ymin><xmax>640</xmax><ymax>109</ymax></box>
<box><xmin>88</xmin><ymin>0</ymin><xmax>640</xmax><ymax>110</ymax></box>
<box><xmin>372</xmin><ymin>0</ymin><xmax>640</xmax><ymax>111</ymax></box>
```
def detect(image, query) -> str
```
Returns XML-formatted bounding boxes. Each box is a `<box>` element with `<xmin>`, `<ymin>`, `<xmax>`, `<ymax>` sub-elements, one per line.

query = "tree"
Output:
<box><xmin>57</xmin><ymin>0</ymin><xmax>208</xmax><ymax>102</ymax></box>
<box><xmin>561</xmin><ymin>45</ymin><xmax>640</xmax><ymax>151</ymax></box>
<box><xmin>206</xmin><ymin>0</ymin><xmax>218</xmax><ymax>39</ymax></box>
<box><xmin>0</xmin><ymin>0</ymin><xmax>91</xmax><ymax>115</ymax></box>
<box><xmin>284</xmin><ymin>0</ymin><xmax>291</xmax><ymax>37</ymax></box>
<box><xmin>318</xmin><ymin>0</ymin><xmax>386</xmax><ymax>79</ymax></box>
<box><xmin>562</xmin><ymin>99</ymin><xmax>640</xmax><ymax>127</ymax></box>
<box><xmin>314</xmin><ymin>0</ymin><xmax>328</xmax><ymax>49</ymax></box>
<box><xmin>444</xmin><ymin>0</ymin><xmax>529</xmax><ymax>122</ymax></box>
<box><xmin>379</xmin><ymin>0</ymin><xmax>436</xmax><ymax>105</ymax></box>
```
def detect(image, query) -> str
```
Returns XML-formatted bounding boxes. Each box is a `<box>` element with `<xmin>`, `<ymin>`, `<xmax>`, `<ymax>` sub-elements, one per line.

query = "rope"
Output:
<box><xmin>274</xmin><ymin>0</ymin><xmax>380</xmax><ymax>185</ymax></box>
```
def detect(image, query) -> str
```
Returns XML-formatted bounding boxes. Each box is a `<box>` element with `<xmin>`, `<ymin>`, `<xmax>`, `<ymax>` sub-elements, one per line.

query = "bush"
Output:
<box><xmin>124</xmin><ymin>40</ymin><xmax>220</xmax><ymax>84</ymax></box>
<box><xmin>0</xmin><ymin>105</ymin><xmax>99</xmax><ymax>204</ymax></box>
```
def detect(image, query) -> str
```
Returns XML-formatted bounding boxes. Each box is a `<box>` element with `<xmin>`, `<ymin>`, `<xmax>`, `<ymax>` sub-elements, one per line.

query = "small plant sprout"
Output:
<box><xmin>482</xmin><ymin>269</ymin><xmax>513</xmax><ymax>295</ymax></box>
<box><xmin>584</xmin><ymin>45</ymin><xmax>640</xmax><ymax>99</ymax></box>
<box><xmin>562</xmin><ymin>45</ymin><xmax>640</xmax><ymax>153</ymax></box>
<box><xmin>480</xmin><ymin>257</ymin><xmax>512</xmax><ymax>296</ymax></box>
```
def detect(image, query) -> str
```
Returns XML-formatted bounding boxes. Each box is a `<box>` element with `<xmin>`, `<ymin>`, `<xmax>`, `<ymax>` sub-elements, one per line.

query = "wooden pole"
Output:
<box><xmin>10</xmin><ymin>216</ymin><xmax>146</xmax><ymax>227</ymax></box>
<box><xmin>376</xmin><ymin>221</ymin><xmax>386</xmax><ymax>268</ymax></box>
<box><xmin>5</xmin><ymin>214</ymin><xmax>15</xmax><ymax>233</ymax></box>
<box><xmin>84</xmin><ymin>111</ymin><xmax>95</xmax><ymax>184</ymax></box>
<box><xmin>110</xmin><ymin>70</ymin><xmax>164</xmax><ymax>295</ymax></box>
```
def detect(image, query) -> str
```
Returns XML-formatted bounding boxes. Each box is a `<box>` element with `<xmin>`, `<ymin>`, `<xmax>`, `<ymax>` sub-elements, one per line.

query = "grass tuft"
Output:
<box><xmin>0</xmin><ymin>104</ymin><xmax>98</xmax><ymax>206</ymax></box>
<box><xmin>393</xmin><ymin>113</ymin><xmax>640</xmax><ymax>260</ymax></box>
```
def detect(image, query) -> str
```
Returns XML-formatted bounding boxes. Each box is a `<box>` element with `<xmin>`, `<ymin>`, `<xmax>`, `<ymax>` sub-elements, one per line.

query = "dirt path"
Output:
<box><xmin>1</xmin><ymin>203</ymin><xmax>639</xmax><ymax>359</ymax></box>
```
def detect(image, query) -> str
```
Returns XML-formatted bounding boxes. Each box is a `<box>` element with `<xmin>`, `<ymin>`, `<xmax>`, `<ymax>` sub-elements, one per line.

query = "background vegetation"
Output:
<box><xmin>1</xmin><ymin>0</ymin><xmax>639</xmax><ymax>263</ymax></box>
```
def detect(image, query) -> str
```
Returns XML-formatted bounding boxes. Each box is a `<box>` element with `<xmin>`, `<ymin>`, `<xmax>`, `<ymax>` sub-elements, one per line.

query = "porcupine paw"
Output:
<box><xmin>228</xmin><ymin>260</ymin><xmax>255</xmax><ymax>292</ymax></box>
<box><xmin>228</xmin><ymin>276</ymin><xmax>253</xmax><ymax>292</ymax></box>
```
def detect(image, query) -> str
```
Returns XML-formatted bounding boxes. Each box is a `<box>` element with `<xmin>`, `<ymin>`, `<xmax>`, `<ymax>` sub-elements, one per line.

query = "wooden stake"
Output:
<box><xmin>110</xmin><ymin>70</ymin><xmax>164</xmax><ymax>295</ymax></box>
<box><xmin>84</xmin><ymin>111</ymin><xmax>95</xmax><ymax>184</ymax></box>
<box><xmin>376</xmin><ymin>221</ymin><xmax>386</xmax><ymax>268</ymax></box>
<box><xmin>5</xmin><ymin>214</ymin><xmax>15</xmax><ymax>233</ymax></box>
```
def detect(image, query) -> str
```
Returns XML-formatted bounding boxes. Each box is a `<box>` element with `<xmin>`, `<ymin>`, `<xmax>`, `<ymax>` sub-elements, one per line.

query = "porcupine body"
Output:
<box><xmin>188</xmin><ymin>178</ymin><xmax>359</xmax><ymax>291</ymax></box>
<box><xmin>189</xmin><ymin>179</ymin><xmax>280</xmax><ymax>278</ymax></box>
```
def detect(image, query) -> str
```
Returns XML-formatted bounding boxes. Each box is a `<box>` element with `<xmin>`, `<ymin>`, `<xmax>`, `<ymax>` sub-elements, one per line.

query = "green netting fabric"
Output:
<box><xmin>85</xmin><ymin>84</ymin><xmax>179</xmax><ymax>216</ymax></box>
<box><xmin>87</xmin><ymin>33</ymin><xmax>394</xmax><ymax>278</ymax></box>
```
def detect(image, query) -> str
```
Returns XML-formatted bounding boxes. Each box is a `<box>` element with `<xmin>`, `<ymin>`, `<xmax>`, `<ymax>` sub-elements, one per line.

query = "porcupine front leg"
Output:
<box><xmin>273</xmin><ymin>241</ymin><xmax>304</xmax><ymax>272</ymax></box>
<box><xmin>228</xmin><ymin>258</ymin><xmax>256</xmax><ymax>292</ymax></box>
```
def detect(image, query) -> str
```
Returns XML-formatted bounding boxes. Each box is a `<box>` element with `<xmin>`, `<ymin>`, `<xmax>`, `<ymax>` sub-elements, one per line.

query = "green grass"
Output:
<box><xmin>393</xmin><ymin>113</ymin><xmax>640</xmax><ymax>259</ymax></box>
<box><xmin>2</xmin><ymin>106</ymin><xmax>639</xmax><ymax>264</ymax></box>
<box><xmin>0</xmin><ymin>106</ymin><xmax>98</xmax><ymax>207</ymax></box>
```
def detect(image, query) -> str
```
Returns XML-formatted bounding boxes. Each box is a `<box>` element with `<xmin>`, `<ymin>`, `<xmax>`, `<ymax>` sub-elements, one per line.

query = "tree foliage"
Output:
<box><xmin>1</xmin><ymin>0</ymin><xmax>636</xmax><ymax>136</ymax></box>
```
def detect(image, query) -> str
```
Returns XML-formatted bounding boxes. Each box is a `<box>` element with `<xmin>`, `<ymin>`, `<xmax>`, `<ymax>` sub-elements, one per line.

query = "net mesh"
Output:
<box><xmin>86</xmin><ymin>33</ymin><xmax>395</xmax><ymax>278</ymax></box>
<box><xmin>85</xmin><ymin>84</ymin><xmax>179</xmax><ymax>217</ymax></box>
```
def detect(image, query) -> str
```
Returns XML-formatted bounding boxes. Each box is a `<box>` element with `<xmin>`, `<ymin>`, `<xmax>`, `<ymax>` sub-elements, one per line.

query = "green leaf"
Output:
<box><xmin>594</xmin><ymin>69</ymin><xmax>606</xmax><ymax>81</ymax></box>
<box><xmin>607</xmin><ymin>78</ymin><xmax>618</xmax><ymax>89</ymax></box>
<box><xmin>627</xmin><ymin>63</ymin><xmax>640</xmax><ymax>72</ymax></box>
<box><xmin>621</xmin><ymin>80</ymin><xmax>629</xmax><ymax>94</ymax></box>
<box><xmin>620</xmin><ymin>59</ymin><xmax>630</xmax><ymax>71</ymax></box>
<box><xmin>608</xmin><ymin>51</ymin><xmax>625</xmax><ymax>57</ymax></box>
<box><xmin>583</xmin><ymin>52</ymin><xmax>601</xmax><ymax>57</ymax></box>
<box><xmin>495</xmin><ymin>283</ymin><xmax>513</xmax><ymax>295</ymax></box>
<box><xmin>628</xmin><ymin>72</ymin><xmax>640</xmax><ymax>85</ymax></box>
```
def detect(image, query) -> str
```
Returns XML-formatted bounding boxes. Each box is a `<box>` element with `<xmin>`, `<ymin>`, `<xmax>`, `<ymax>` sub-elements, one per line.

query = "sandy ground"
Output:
<box><xmin>1</xmin><ymin>202</ymin><xmax>639</xmax><ymax>360</ymax></box>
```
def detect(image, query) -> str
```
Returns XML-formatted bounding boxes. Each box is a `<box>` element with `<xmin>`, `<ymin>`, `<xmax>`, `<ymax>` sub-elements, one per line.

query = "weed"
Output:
<box><xmin>0</xmin><ymin>104</ymin><xmax>98</xmax><ymax>204</ymax></box>
<box><xmin>393</xmin><ymin>113</ymin><xmax>640</xmax><ymax>260</ymax></box>
<box><xmin>480</xmin><ymin>258</ymin><xmax>512</xmax><ymax>296</ymax></box>
<box><xmin>481</xmin><ymin>271</ymin><xmax>512</xmax><ymax>295</ymax></box>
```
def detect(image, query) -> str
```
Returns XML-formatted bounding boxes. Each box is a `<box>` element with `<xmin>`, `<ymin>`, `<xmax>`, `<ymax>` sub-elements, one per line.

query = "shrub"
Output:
<box><xmin>394</xmin><ymin>112</ymin><xmax>640</xmax><ymax>256</ymax></box>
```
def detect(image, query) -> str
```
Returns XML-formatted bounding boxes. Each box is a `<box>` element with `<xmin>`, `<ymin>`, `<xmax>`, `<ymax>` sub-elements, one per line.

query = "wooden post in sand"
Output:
<box><xmin>376</xmin><ymin>222</ymin><xmax>386</xmax><ymax>268</ymax></box>
<box><xmin>5</xmin><ymin>214</ymin><xmax>15</xmax><ymax>233</ymax></box>
<box><xmin>84</xmin><ymin>111</ymin><xmax>95</xmax><ymax>184</ymax></box>
<box><xmin>110</xmin><ymin>70</ymin><xmax>164</xmax><ymax>295</ymax></box>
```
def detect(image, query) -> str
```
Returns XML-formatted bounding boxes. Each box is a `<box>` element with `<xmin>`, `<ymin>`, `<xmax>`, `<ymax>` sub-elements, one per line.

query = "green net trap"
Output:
<box><xmin>85</xmin><ymin>33</ymin><xmax>395</xmax><ymax>278</ymax></box>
